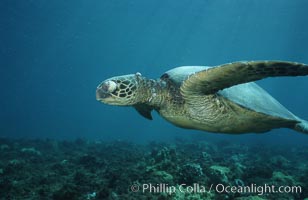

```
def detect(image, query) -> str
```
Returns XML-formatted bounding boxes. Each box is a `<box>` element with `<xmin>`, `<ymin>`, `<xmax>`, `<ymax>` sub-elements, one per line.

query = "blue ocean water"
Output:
<box><xmin>1</xmin><ymin>0</ymin><xmax>308</xmax><ymax>145</ymax></box>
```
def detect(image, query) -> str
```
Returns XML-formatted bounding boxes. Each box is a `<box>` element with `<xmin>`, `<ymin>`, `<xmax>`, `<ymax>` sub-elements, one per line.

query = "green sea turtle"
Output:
<box><xmin>96</xmin><ymin>61</ymin><xmax>308</xmax><ymax>134</ymax></box>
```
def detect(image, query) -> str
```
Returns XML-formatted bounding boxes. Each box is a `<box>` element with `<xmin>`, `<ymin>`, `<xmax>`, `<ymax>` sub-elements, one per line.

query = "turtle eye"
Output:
<box><xmin>101</xmin><ymin>80</ymin><xmax>117</xmax><ymax>93</ymax></box>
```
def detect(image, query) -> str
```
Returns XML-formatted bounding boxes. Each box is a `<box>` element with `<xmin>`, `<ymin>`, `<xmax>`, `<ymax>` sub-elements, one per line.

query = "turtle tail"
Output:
<box><xmin>294</xmin><ymin>120</ymin><xmax>308</xmax><ymax>134</ymax></box>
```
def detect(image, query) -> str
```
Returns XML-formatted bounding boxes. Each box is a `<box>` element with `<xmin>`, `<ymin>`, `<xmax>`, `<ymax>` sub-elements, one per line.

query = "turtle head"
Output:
<box><xmin>96</xmin><ymin>73</ymin><xmax>143</xmax><ymax>106</ymax></box>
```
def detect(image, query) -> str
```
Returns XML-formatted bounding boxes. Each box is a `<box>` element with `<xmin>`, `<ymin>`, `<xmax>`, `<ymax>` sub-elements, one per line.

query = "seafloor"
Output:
<box><xmin>0</xmin><ymin>137</ymin><xmax>307</xmax><ymax>200</ymax></box>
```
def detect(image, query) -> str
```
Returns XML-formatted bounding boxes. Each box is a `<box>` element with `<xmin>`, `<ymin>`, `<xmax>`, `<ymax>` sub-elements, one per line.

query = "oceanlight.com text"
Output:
<box><xmin>130</xmin><ymin>183</ymin><xmax>302</xmax><ymax>196</ymax></box>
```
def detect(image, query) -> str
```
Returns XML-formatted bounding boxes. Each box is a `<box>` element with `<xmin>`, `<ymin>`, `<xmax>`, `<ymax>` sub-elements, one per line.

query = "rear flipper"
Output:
<box><xmin>294</xmin><ymin>120</ymin><xmax>308</xmax><ymax>134</ymax></box>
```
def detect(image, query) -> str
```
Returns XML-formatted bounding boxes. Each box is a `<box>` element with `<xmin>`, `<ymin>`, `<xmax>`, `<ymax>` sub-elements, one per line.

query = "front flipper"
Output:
<box><xmin>181</xmin><ymin>61</ymin><xmax>308</xmax><ymax>97</ymax></box>
<box><xmin>134</xmin><ymin>104</ymin><xmax>153</xmax><ymax>120</ymax></box>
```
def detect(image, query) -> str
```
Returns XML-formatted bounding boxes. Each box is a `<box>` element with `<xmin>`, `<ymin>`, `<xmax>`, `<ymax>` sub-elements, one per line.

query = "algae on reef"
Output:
<box><xmin>0</xmin><ymin>138</ymin><xmax>307</xmax><ymax>200</ymax></box>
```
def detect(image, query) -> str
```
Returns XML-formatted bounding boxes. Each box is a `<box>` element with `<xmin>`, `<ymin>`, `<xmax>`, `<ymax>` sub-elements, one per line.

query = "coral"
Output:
<box><xmin>0</xmin><ymin>138</ymin><xmax>306</xmax><ymax>199</ymax></box>
<box><xmin>0</xmin><ymin>144</ymin><xmax>10</xmax><ymax>151</ymax></box>
<box><xmin>180</xmin><ymin>163</ymin><xmax>205</xmax><ymax>185</ymax></box>
<box><xmin>78</xmin><ymin>154</ymin><xmax>100</xmax><ymax>169</ymax></box>
<box><xmin>209</xmin><ymin>165</ymin><xmax>230</xmax><ymax>184</ymax></box>
<box><xmin>232</xmin><ymin>162</ymin><xmax>246</xmax><ymax>178</ymax></box>
<box><xmin>52</xmin><ymin>184</ymin><xmax>80</xmax><ymax>200</ymax></box>
<box><xmin>272</xmin><ymin>171</ymin><xmax>296</xmax><ymax>185</ymax></box>
<box><xmin>201</xmin><ymin>151</ymin><xmax>213</xmax><ymax>165</ymax></box>
<box><xmin>152</xmin><ymin>170</ymin><xmax>174</xmax><ymax>183</ymax></box>
<box><xmin>20</xmin><ymin>147</ymin><xmax>42</xmax><ymax>156</ymax></box>
<box><xmin>152</xmin><ymin>146</ymin><xmax>177</xmax><ymax>166</ymax></box>
<box><xmin>243</xmin><ymin>164</ymin><xmax>273</xmax><ymax>185</ymax></box>
<box><xmin>85</xmin><ymin>191</ymin><xmax>96</xmax><ymax>200</ymax></box>
<box><xmin>4</xmin><ymin>159</ymin><xmax>24</xmax><ymax>175</ymax></box>
<box><xmin>270</xmin><ymin>155</ymin><xmax>290</xmax><ymax>169</ymax></box>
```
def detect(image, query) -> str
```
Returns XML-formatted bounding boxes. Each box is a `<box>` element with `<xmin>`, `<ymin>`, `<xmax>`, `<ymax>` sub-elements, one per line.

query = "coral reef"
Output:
<box><xmin>0</xmin><ymin>137</ymin><xmax>307</xmax><ymax>199</ymax></box>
